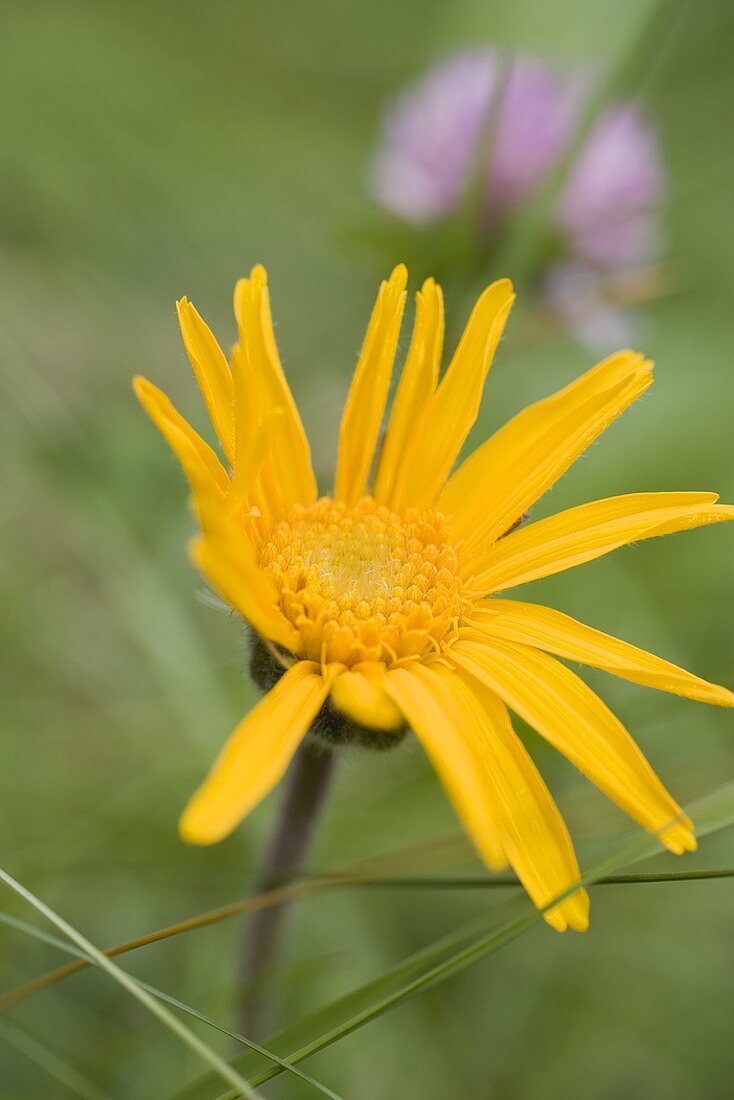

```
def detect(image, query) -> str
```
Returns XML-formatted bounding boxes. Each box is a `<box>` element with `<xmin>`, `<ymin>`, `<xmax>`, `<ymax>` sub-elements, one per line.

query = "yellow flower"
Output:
<box><xmin>135</xmin><ymin>264</ymin><xmax>734</xmax><ymax>932</ymax></box>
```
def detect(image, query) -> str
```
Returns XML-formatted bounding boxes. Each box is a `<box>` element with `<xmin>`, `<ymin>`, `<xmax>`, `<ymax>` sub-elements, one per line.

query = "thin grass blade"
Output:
<box><xmin>172</xmin><ymin>781</ymin><xmax>734</xmax><ymax>1099</ymax></box>
<box><xmin>0</xmin><ymin>867</ymin><xmax>263</xmax><ymax>1100</ymax></box>
<box><xmin>0</xmin><ymin>912</ymin><xmax>343</xmax><ymax>1100</ymax></box>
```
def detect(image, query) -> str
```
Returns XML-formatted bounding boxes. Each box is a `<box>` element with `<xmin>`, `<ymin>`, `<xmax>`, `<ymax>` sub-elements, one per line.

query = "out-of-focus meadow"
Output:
<box><xmin>2</xmin><ymin>1</ymin><xmax>734</xmax><ymax>1097</ymax></box>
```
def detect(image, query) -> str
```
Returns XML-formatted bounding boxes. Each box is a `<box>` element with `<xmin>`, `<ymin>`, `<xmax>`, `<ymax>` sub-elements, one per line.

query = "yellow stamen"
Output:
<box><xmin>260</xmin><ymin>496</ymin><xmax>466</xmax><ymax>666</ymax></box>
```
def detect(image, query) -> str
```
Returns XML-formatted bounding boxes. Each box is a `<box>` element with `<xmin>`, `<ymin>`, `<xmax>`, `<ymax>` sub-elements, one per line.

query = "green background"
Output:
<box><xmin>1</xmin><ymin>1</ymin><xmax>733</xmax><ymax>1096</ymax></box>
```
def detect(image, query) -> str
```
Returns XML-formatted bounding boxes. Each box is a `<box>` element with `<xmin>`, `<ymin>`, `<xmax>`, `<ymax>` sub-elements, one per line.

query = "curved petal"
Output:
<box><xmin>176</xmin><ymin>298</ymin><xmax>235</xmax><ymax>464</ymax></box>
<box><xmin>468</xmin><ymin>492</ymin><xmax>734</xmax><ymax>594</ymax></box>
<box><xmin>374</xmin><ymin>278</ymin><xmax>443</xmax><ymax>505</ymax></box>
<box><xmin>135</xmin><ymin>376</ymin><xmax>295</xmax><ymax>646</ymax></box>
<box><xmin>234</xmin><ymin>266</ymin><xmax>317</xmax><ymax>510</ymax></box>
<box><xmin>180</xmin><ymin>662</ymin><xmax>331</xmax><ymax>844</ymax></box>
<box><xmin>384</xmin><ymin>664</ymin><xmax>506</xmax><ymax>870</ymax></box>
<box><xmin>331</xmin><ymin>664</ymin><xmax>405</xmax><ymax>731</ymax></box>
<box><xmin>439</xmin><ymin>350</ymin><xmax>652</xmax><ymax>556</ymax></box>
<box><xmin>192</xmin><ymin>525</ymin><xmax>298</xmax><ymax>651</ymax></box>
<box><xmin>334</xmin><ymin>265</ymin><xmax>408</xmax><ymax>505</ymax></box>
<box><xmin>226</xmin><ymin>406</ymin><xmax>288</xmax><ymax>541</ymax></box>
<box><xmin>467</xmin><ymin>600</ymin><xmax>734</xmax><ymax>707</ymax></box>
<box><xmin>450</xmin><ymin>671</ymin><xmax>589</xmax><ymax>931</ymax></box>
<box><xmin>390</xmin><ymin>278</ymin><xmax>515</xmax><ymax>511</ymax></box>
<box><xmin>229</xmin><ymin>341</ymin><xmax>260</xmax><ymax>496</ymax></box>
<box><xmin>133</xmin><ymin>376</ymin><xmax>229</xmax><ymax>516</ymax></box>
<box><xmin>451</xmin><ymin>637</ymin><xmax>696</xmax><ymax>854</ymax></box>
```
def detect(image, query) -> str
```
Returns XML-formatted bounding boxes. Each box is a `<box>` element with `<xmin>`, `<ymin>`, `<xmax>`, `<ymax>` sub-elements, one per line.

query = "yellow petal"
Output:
<box><xmin>192</xmin><ymin>527</ymin><xmax>298</xmax><ymax>651</ymax></box>
<box><xmin>439</xmin><ymin>350</ymin><xmax>652</xmax><ymax>556</ymax></box>
<box><xmin>133</xmin><ymin>376</ymin><xmax>229</xmax><ymax>522</ymax></box>
<box><xmin>374</xmin><ymin>278</ymin><xmax>444</xmax><ymax>506</ymax></box>
<box><xmin>229</xmin><ymin>342</ymin><xmax>260</xmax><ymax>495</ymax></box>
<box><xmin>451</xmin><ymin>638</ymin><xmax>696</xmax><ymax>854</ymax></box>
<box><xmin>176</xmin><ymin>299</ymin><xmax>235</xmax><ymax>464</ymax></box>
<box><xmin>469</xmin><ymin>492</ymin><xmax>734</xmax><ymax>594</ymax></box>
<box><xmin>180</xmin><ymin>662</ymin><xmax>331</xmax><ymax>844</ymax></box>
<box><xmin>468</xmin><ymin>600</ymin><xmax>734</xmax><ymax>707</ymax></box>
<box><xmin>226</xmin><ymin>401</ymin><xmax>284</xmax><ymax>538</ymax></box>
<box><xmin>233</xmin><ymin>266</ymin><xmax>317</xmax><ymax>509</ymax></box>
<box><xmin>334</xmin><ymin>265</ymin><xmax>408</xmax><ymax>505</ymax></box>
<box><xmin>451</xmin><ymin>671</ymin><xmax>589</xmax><ymax>931</ymax></box>
<box><xmin>384</xmin><ymin>664</ymin><xmax>506</xmax><ymax>870</ymax></box>
<box><xmin>331</xmin><ymin>664</ymin><xmax>405</xmax><ymax>731</ymax></box>
<box><xmin>390</xmin><ymin>278</ymin><xmax>515</xmax><ymax>511</ymax></box>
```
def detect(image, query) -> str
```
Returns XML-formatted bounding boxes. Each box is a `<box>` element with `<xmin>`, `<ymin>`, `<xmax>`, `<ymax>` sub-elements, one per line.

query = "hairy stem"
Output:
<box><xmin>239</xmin><ymin>738</ymin><xmax>336</xmax><ymax>1038</ymax></box>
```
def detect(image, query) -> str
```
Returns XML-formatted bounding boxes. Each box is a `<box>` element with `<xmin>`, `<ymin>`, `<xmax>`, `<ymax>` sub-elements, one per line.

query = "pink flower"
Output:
<box><xmin>558</xmin><ymin>105</ymin><xmax>664</xmax><ymax>270</ymax></box>
<box><xmin>372</xmin><ymin>50</ymin><xmax>664</xmax><ymax>273</ymax></box>
<box><xmin>486</xmin><ymin>57</ymin><xmax>584</xmax><ymax>212</ymax></box>
<box><xmin>373</xmin><ymin>51</ymin><xmax>498</xmax><ymax>223</ymax></box>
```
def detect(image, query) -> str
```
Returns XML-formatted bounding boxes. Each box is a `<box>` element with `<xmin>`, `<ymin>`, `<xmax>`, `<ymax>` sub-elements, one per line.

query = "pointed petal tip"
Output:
<box><xmin>701</xmin><ymin>682</ymin><xmax>734</xmax><ymax>707</ymax></box>
<box><xmin>482</xmin><ymin>276</ymin><xmax>514</xmax><ymax>301</ymax></box>
<box><xmin>544</xmin><ymin>887</ymin><xmax>590</xmax><ymax>932</ymax></box>
<box><xmin>416</xmin><ymin>276</ymin><xmax>443</xmax><ymax>310</ymax></box>
<box><xmin>232</xmin><ymin>266</ymin><xmax>268</xmax><ymax>318</ymax></box>
<box><xmin>389</xmin><ymin>262</ymin><xmax>408</xmax><ymax>289</ymax></box>
<box><xmin>470</xmin><ymin>280</ymin><xmax>515</xmax><ymax>321</ymax></box>
<box><xmin>659</xmin><ymin>819</ymin><xmax>697</xmax><ymax>855</ymax></box>
<box><xmin>471</xmin><ymin>277</ymin><xmax>515</xmax><ymax>327</ymax></box>
<box><xmin>718</xmin><ymin>686</ymin><xmax>734</xmax><ymax>707</ymax></box>
<box><xmin>175</xmin><ymin>302</ymin><xmax>193</xmax><ymax>336</ymax></box>
<box><xmin>175</xmin><ymin>298</ymin><xmax>204</xmax><ymax>338</ymax></box>
<box><xmin>620</xmin><ymin>350</ymin><xmax>654</xmax><ymax>377</ymax></box>
<box><xmin>132</xmin><ymin>374</ymin><xmax>162</xmax><ymax>409</ymax></box>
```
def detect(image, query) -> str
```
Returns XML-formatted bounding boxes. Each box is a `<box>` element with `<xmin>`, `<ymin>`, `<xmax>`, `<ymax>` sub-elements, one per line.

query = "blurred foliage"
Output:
<box><xmin>1</xmin><ymin>0</ymin><xmax>734</xmax><ymax>1097</ymax></box>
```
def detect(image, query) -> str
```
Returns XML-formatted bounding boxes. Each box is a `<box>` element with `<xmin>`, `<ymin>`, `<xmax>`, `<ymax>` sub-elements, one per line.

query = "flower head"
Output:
<box><xmin>372</xmin><ymin>50</ymin><xmax>664</xmax><ymax>273</ymax></box>
<box><xmin>135</xmin><ymin>265</ymin><xmax>733</xmax><ymax>931</ymax></box>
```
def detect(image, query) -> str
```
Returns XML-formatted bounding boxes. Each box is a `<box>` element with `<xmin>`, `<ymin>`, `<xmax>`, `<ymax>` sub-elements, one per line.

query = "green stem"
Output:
<box><xmin>239</xmin><ymin>739</ymin><xmax>336</xmax><ymax>1038</ymax></box>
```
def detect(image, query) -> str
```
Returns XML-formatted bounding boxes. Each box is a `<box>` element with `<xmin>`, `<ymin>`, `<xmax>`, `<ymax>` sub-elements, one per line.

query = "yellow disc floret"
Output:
<box><xmin>260</xmin><ymin>496</ymin><xmax>465</xmax><ymax>666</ymax></box>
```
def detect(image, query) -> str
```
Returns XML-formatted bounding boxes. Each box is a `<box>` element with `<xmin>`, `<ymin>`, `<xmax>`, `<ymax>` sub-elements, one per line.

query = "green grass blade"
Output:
<box><xmin>329</xmin><ymin>867</ymin><xmax>734</xmax><ymax>889</ymax></box>
<box><xmin>3</xmin><ymin>834</ymin><xmax>732</xmax><ymax>1015</ymax></box>
<box><xmin>0</xmin><ymin>912</ymin><xmax>343</xmax><ymax>1100</ymax></box>
<box><xmin>0</xmin><ymin>866</ymin><xmax>263</xmax><ymax>1100</ymax></box>
<box><xmin>0</xmin><ymin>833</ymin><xmax>472</xmax><ymax>1013</ymax></box>
<box><xmin>0</xmin><ymin>878</ymin><xmax>318</xmax><ymax>1014</ymax></box>
<box><xmin>173</xmin><ymin>780</ymin><xmax>734</xmax><ymax>1100</ymax></box>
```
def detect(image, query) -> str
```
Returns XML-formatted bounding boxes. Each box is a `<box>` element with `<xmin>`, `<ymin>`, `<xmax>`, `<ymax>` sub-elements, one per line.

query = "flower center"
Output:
<box><xmin>260</xmin><ymin>496</ymin><xmax>465</xmax><ymax>666</ymax></box>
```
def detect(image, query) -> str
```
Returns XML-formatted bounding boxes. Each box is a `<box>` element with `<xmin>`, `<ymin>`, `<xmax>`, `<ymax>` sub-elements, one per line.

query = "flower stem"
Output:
<box><xmin>239</xmin><ymin>737</ymin><xmax>336</xmax><ymax>1037</ymax></box>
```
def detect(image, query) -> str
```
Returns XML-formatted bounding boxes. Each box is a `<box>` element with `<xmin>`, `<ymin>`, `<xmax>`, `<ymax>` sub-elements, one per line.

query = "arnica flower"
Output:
<box><xmin>135</xmin><ymin>265</ymin><xmax>734</xmax><ymax>932</ymax></box>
